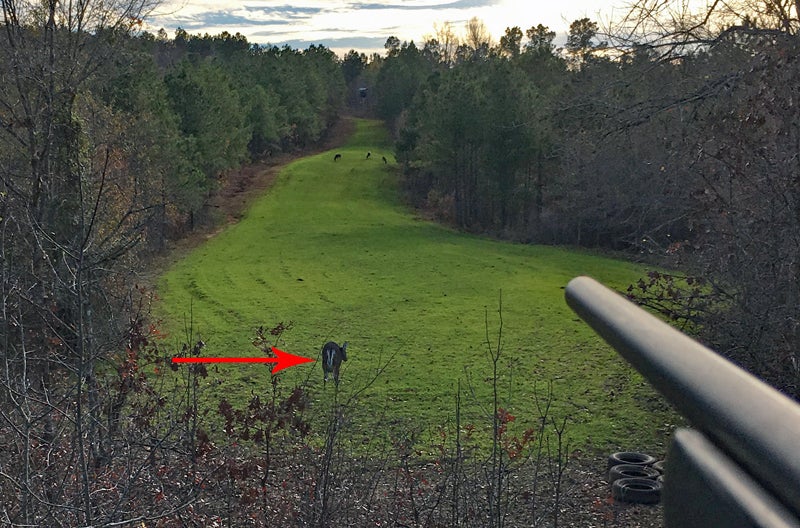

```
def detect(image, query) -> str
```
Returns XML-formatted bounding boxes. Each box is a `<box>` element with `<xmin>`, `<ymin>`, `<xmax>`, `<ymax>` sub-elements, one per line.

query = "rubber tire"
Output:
<box><xmin>608</xmin><ymin>464</ymin><xmax>661</xmax><ymax>484</ymax></box>
<box><xmin>612</xmin><ymin>477</ymin><xmax>662</xmax><ymax>504</ymax></box>
<box><xmin>607</xmin><ymin>451</ymin><xmax>657</xmax><ymax>469</ymax></box>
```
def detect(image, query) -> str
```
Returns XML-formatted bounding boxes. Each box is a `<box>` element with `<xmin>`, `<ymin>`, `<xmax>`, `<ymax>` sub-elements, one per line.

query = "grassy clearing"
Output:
<box><xmin>156</xmin><ymin>119</ymin><xmax>677</xmax><ymax>454</ymax></box>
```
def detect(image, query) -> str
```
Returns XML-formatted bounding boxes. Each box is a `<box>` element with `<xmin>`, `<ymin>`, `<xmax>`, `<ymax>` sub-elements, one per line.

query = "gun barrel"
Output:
<box><xmin>565</xmin><ymin>276</ymin><xmax>800</xmax><ymax>515</ymax></box>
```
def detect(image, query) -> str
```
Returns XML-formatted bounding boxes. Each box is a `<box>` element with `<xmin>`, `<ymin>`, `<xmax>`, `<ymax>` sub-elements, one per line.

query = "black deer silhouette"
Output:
<box><xmin>333</xmin><ymin>153</ymin><xmax>342</xmax><ymax>161</ymax></box>
<box><xmin>321</xmin><ymin>341</ymin><xmax>348</xmax><ymax>385</ymax></box>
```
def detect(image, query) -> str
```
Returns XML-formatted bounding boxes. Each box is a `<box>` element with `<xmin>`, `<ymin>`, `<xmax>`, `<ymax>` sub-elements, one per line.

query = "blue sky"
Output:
<box><xmin>146</xmin><ymin>0</ymin><xmax>628</xmax><ymax>57</ymax></box>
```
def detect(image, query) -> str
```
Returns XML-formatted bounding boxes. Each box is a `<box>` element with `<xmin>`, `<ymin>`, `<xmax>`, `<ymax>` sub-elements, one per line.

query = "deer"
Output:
<box><xmin>321</xmin><ymin>341</ymin><xmax>348</xmax><ymax>385</ymax></box>
<box><xmin>333</xmin><ymin>153</ymin><xmax>341</xmax><ymax>161</ymax></box>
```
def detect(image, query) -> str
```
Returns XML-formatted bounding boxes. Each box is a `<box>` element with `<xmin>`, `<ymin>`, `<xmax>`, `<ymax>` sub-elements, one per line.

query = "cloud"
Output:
<box><xmin>146</xmin><ymin>0</ymin><xmax>620</xmax><ymax>57</ymax></box>
<box><xmin>173</xmin><ymin>11</ymin><xmax>291</xmax><ymax>30</ymax></box>
<box><xmin>354</xmin><ymin>0</ymin><xmax>502</xmax><ymax>10</ymax></box>
<box><xmin>241</xmin><ymin>4</ymin><xmax>325</xmax><ymax>19</ymax></box>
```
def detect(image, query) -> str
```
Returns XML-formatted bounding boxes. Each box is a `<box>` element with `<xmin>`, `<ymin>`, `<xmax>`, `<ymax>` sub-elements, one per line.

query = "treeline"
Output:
<box><xmin>0</xmin><ymin>5</ymin><xmax>348</xmax><ymax>523</ymax></box>
<box><xmin>356</xmin><ymin>18</ymin><xmax>691</xmax><ymax>247</ymax></box>
<box><xmin>356</xmin><ymin>13</ymin><xmax>800</xmax><ymax>398</ymax></box>
<box><xmin>104</xmin><ymin>30</ymin><xmax>346</xmax><ymax>241</ymax></box>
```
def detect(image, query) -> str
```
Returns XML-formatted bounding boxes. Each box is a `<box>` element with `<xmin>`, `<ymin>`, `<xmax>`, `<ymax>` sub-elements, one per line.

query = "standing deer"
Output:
<box><xmin>321</xmin><ymin>341</ymin><xmax>348</xmax><ymax>385</ymax></box>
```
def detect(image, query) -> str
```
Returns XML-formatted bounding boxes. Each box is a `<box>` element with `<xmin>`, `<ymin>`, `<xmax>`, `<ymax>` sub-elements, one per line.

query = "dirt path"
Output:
<box><xmin>210</xmin><ymin>117</ymin><xmax>356</xmax><ymax>227</ymax></box>
<box><xmin>149</xmin><ymin>117</ymin><xmax>357</xmax><ymax>272</ymax></box>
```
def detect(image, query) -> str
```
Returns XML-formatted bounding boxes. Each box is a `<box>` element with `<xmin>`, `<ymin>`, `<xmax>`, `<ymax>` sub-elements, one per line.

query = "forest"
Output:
<box><xmin>366</xmin><ymin>12</ymin><xmax>800</xmax><ymax>400</ymax></box>
<box><xmin>0</xmin><ymin>0</ymin><xmax>798</xmax><ymax>524</ymax></box>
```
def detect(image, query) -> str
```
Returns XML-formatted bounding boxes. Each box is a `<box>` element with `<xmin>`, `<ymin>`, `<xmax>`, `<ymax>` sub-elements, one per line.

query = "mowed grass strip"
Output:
<box><xmin>156</xmin><ymin>119</ymin><xmax>676</xmax><ymax>453</ymax></box>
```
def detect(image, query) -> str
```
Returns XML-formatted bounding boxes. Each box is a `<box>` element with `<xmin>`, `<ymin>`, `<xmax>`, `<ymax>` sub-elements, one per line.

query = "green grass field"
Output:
<box><xmin>156</xmin><ymin>119</ymin><xmax>677</xmax><ymax>453</ymax></box>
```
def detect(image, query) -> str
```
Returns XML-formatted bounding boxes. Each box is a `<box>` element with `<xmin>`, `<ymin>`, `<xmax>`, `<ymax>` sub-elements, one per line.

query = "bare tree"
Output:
<box><xmin>465</xmin><ymin>16</ymin><xmax>492</xmax><ymax>49</ymax></box>
<box><xmin>612</xmin><ymin>0</ymin><xmax>800</xmax><ymax>58</ymax></box>
<box><xmin>431</xmin><ymin>21</ymin><xmax>460</xmax><ymax>66</ymax></box>
<box><xmin>460</xmin><ymin>16</ymin><xmax>493</xmax><ymax>61</ymax></box>
<box><xmin>0</xmin><ymin>0</ymin><xmax>163</xmax><ymax>523</ymax></box>
<box><xmin>606</xmin><ymin>0</ymin><xmax>800</xmax><ymax>397</ymax></box>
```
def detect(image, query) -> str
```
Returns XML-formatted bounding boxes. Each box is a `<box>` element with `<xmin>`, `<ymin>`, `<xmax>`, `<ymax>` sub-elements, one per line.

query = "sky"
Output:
<box><xmin>145</xmin><ymin>0</ymin><xmax>629</xmax><ymax>58</ymax></box>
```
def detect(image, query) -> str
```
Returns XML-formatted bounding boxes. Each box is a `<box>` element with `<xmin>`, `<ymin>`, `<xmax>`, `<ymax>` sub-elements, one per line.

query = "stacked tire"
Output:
<box><xmin>607</xmin><ymin>452</ymin><xmax>663</xmax><ymax>504</ymax></box>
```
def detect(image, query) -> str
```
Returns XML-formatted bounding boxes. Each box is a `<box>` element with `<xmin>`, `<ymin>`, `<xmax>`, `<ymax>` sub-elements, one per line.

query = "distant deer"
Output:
<box><xmin>366</xmin><ymin>152</ymin><xmax>371</xmax><ymax>160</ymax></box>
<box><xmin>321</xmin><ymin>341</ymin><xmax>348</xmax><ymax>385</ymax></box>
<box><xmin>334</xmin><ymin>153</ymin><xmax>341</xmax><ymax>161</ymax></box>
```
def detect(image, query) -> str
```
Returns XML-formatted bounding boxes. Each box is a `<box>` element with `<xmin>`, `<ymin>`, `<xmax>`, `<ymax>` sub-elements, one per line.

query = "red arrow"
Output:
<box><xmin>171</xmin><ymin>347</ymin><xmax>315</xmax><ymax>374</ymax></box>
